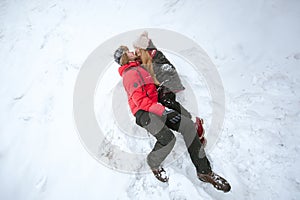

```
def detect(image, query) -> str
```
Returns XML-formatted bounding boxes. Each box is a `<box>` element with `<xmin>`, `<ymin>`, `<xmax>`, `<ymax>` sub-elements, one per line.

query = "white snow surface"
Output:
<box><xmin>1</xmin><ymin>0</ymin><xmax>300</xmax><ymax>199</ymax></box>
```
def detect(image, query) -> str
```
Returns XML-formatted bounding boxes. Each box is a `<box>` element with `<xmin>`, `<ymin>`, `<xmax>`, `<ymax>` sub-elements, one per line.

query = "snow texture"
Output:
<box><xmin>1</xmin><ymin>0</ymin><xmax>300</xmax><ymax>199</ymax></box>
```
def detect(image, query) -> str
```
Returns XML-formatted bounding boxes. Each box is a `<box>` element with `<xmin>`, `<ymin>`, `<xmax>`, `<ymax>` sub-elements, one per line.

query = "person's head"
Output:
<box><xmin>133</xmin><ymin>31</ymin><xmax>149</xmax><ymax>53</ymax></box>
<box><xmin>114</xmin><ymin>46</ymin><xmax>137</xmax><ymax>65</ymax></box>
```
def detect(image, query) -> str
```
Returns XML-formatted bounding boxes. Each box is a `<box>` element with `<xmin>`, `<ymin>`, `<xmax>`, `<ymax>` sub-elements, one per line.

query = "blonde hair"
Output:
<box><xmin>120</xmin><ymin>54</ymin><xmax>129</xmax><ymax>66</ymax></box>
<box><xmin>119</xmin><ymin>46</ymin><xmax>129</xmax><ymax>66</ymax></box>
<box><xmin>139</xmin><ymin>49</ymin><xmax>160</xmax><ymax>85</ymax></box>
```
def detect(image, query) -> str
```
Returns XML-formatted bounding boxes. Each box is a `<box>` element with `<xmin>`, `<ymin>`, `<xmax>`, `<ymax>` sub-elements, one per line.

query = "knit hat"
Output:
<box><xmin>114</xmin><ymin>46</ymin><xmax>127</xmax><ymax>65</ymax></box>
<box><xmin>133</xmin><ymin>31</ymin><xmax>150</xmax><ymax>49</ymax></box>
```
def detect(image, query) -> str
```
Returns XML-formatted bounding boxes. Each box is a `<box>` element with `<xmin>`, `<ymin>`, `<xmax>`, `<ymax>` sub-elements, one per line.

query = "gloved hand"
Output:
<box><xmin>157</xmin><ymin>85</ymin><xmax>175</xmax><ymax>107</ymax></box>
<box><xmin>162</xmin><ymin>107</ymin><xmax>181</xmax><ymax>124</ymax></box>
<box><xmin>157</xmin><ymin>84</ymin><xmax>168</xmax><ymax>93</ymax></box>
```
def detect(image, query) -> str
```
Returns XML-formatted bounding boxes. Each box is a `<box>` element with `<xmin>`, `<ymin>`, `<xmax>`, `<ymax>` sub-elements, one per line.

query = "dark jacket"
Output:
<box><xmin>147</xmin><ymin>40</ymin><xmax>185</xmax><ymax>93</ymax></box>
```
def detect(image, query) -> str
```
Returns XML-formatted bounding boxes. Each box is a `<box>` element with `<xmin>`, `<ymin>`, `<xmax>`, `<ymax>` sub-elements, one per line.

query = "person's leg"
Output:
<box><xmin>135</xmin><ymin>110</ymin><xmax>176</xmax><ymax>169</ymax></box>
<box><xmin>146</xmin><ymin>127</ymin><xmax>176</xmax><ymax>169</ymax></box>
<box><xmin>164</xmin><ymin>113</ymin><xmax>211</xmax><ymax>174</ymax></box>
<box><xmin>158</xmin><ymin>89</ymin><xmax>206</xmax><ymax>144</ymax></box>
<box><xmin>164</xmin><ymin>110</ymin><xmax>231</xmax><ymax>192</ymax></box>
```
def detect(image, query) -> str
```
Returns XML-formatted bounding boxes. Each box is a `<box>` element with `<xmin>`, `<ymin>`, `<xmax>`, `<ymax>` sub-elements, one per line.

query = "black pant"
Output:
<box><xmin>135</xmin><ymin>110</ymin><xmax>211</xmax><ymax>174</ymax></box>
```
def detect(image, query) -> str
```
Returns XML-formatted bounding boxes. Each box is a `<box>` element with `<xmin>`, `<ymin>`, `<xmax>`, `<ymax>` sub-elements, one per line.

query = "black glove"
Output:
<box><xmin>162</xmin><ymin>108</ymin><xmax>181</xmax><ymax>124</ymax></box>
<box><xmin>157</xmin><ymin>84</ymin><xmax>168</xmax><ymax>94</ymax></box>
<box><xmin>157</xmin><ymin>85</ymin><xmax>175</xmax><ymax>104</ymax></box>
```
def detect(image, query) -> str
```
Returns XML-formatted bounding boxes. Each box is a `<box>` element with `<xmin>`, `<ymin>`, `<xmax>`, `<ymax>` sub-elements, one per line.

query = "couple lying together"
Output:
<box><xmin>113</xmin><ymin>31</ymin><xmax>230</xmax><ymax>192</ymax></box>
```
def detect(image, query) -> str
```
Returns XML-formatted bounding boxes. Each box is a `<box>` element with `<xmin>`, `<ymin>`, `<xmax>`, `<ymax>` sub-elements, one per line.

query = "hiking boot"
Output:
<box><xmin>198</xmin><ymin>171</ymin><xmax>231</xmax><ymax>193</ymax></box>
<box><xmin>151</xmin><ymin>167</ymin><xmax>169</xmax><ymax>183</ymax></box>
<box><xmin>195</xmin><ymin>117</ymin><xmax>207</xmax><ymax>147</ymax></box>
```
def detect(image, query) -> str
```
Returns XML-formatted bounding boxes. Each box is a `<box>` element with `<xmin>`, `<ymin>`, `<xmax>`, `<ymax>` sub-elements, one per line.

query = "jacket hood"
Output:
<box><xmin>118</xmin><ymin>61</ymin><xmax>140</xmax><ymax>76</ymax></box>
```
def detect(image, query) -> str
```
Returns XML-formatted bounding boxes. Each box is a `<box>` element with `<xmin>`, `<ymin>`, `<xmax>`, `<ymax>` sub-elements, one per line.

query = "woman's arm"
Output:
<box><xmin>131</xmin><ymin>87</ymin><xmax>165</xmax><ymax>116</ymax></box>
<box><xmin>123</xmin><ymin>69</ymin><xmax>164</xmax><ymax>116</ymax></box>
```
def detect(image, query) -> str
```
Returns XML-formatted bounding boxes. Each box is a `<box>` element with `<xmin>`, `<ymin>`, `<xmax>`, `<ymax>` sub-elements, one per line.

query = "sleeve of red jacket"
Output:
<box><xmin>123</xmin><ymin>70</ymin><xmax>165</xmax><ymax>116</ymax></box>
<box><xmin>131</xmin><ymin>87</ymin><xmax>165</xmax><ymax>116</ymax></box>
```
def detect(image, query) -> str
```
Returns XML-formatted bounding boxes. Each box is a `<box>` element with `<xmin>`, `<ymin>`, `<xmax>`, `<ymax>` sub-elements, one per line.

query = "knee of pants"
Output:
<box><xmin>155</xmin><ymin>128</ymin><xmax>176</xmax><ymax>146</ymax></box>
<box><xmin>135</xmin><ymin>110</ymin><xmax>150</xmax><ymax>127</ymax></box>
<box><xmin>177</xmin><ymin>117</ymin><xmax>196</xmax><ymax>133</ymax></box>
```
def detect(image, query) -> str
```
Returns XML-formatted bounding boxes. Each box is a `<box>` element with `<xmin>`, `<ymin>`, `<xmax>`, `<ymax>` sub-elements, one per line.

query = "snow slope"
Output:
<box><xmin>1</xmin><ymin>0</ymin><xmax>300</xmax><ymax>199</ymax></box>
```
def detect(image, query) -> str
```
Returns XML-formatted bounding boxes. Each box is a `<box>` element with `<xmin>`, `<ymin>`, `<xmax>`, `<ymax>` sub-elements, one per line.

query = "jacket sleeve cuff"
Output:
<box><xmin>149</xmin><ymin>104</ymin><xmax>165</xmax><ymax>116</ymax></box>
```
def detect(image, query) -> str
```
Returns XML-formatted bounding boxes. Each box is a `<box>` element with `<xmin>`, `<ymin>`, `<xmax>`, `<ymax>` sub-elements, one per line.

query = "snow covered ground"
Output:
<box><xmin>1</xmin><ymin>0</ymin><xmax>300</xmax><ymax>199</ymax></box>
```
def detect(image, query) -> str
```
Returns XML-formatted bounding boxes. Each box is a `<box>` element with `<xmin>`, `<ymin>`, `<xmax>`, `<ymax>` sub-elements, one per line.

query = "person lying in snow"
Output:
<box><xmin>132</xmin><ymin>31</ymin><xmax>207</xmax><ymax>146</ymax></box>
<box><xmin>114</xmin><ymin>46</ymin><xmax>231</xmax><ymax>192</ymax></box>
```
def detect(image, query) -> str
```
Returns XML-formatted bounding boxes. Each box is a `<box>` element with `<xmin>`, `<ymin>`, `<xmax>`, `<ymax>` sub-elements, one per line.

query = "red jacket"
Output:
<box><xmin>118</xmin><ymin>61</ymin><xmax>165</xmax><ymax>116</ymax></box>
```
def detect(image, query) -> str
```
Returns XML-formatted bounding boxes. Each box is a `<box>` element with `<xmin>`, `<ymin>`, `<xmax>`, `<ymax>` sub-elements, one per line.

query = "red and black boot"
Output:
<box><xmin>195</xmin><ymin>117</ymin><xmax>207</xmax><ymax>147</ymax></box>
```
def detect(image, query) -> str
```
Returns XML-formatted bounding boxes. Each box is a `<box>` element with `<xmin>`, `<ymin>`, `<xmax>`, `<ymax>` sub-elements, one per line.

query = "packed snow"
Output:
<box><xmin>1</xmin><ymin>0</ymin><xmax>300</xmax><ymax>199</ymax></box>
